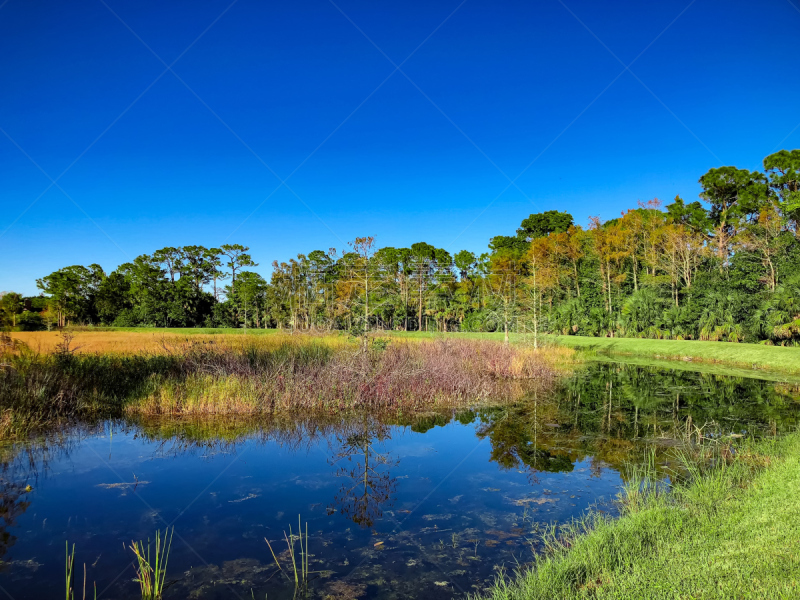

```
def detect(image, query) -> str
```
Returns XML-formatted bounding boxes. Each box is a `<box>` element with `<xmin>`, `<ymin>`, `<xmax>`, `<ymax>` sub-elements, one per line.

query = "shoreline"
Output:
<box><xmin>478</xmin><ymin>432</ymin><xmax>800</xmax><ymax>599</ymax></box>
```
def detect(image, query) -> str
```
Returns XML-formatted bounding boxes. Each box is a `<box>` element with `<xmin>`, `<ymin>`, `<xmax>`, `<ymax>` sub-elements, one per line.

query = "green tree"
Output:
<box><xmin>698</xmin><ymin>167</ymin><xmax>769</xmax><ymax>264</ymax></box>
<box><xmin>409</xmin><ymin>242</ymin><xmax>437</xmax><ymax>331</ymax></box>
<box><xmin>0</xmin><ymin>292</ymin><xmax>24</xmax><ymax>328</ymax></box>
<box><xmin>94</xmin><ymin>271</ymin><xmax>132</xmax><ymax>324</ymax></box>
<box><xmin>220</xmin><ymin>244</ymin><xmax>258</xmax><ymax>323</ymax></box>
<box><xmin>220</xmin><ymin>244</ymin><xmax>258</xmax><ymax>289</ymax></box>
<box><xmin>36</xmin><ymin>264</ymin><xmax>104</xmax><ymax>327</ymax></box>
<box><xmin>763</xmin><ymin>149</ymin><xmax>800</xmax><ymax>231</ymax></box>
<box><xmin>152</xmin><ymin>247</ymin><xmax>184</xmax><ymax>283</ymax></box>
<box><xmin>118</xmin><ymin>255</ymin><xmax>170</xmax><ymax>326</ymax></box>
<box><xmin>666</xmin><ymin>195</ymin><xmax>710</xmax><ymax>233</ymax></box>
<box><xmin>180</xmin><ymin>245</ymin><xmax>216</xmax><ymax>289</ymax></box>
<box><xmin>230</xmin><ymin>271</ymin><xmax>267</xmax><ymax>329</ymax></box>
<box><xmin>517</xmin><ymin>210</ymin><xmax>574</xmax><ymax>240</ymax></box>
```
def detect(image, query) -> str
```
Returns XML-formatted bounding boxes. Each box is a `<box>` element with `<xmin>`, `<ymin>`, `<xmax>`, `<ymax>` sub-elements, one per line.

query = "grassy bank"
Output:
<box><xmin>481</xmin><ymin>432</ymin><xmax>800</xmax><ymax>600</ymax></box>
<box><xmin>0</xmin><ymin>334</ymin><xmax>568</xmax><ymax>438</ymax></box>
<box><xmin>549</xmin><ymin>335</ymin><xmax>800</xmax><ymax>377</ymax></box>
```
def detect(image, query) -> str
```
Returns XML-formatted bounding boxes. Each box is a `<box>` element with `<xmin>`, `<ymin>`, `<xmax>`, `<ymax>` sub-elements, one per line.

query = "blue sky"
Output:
<box><xmin>2</xmin><ymin>0</ymin><xmax>799</xmax><ymax>295</ymax></box>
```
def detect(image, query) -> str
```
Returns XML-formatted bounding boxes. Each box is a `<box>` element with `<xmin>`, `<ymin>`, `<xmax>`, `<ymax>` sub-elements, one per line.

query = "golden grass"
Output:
<box><xmin>10</xmin><ymin>331</ymin><xmax>575</xmax><ymax>368</ymax></box>
<box><xmin>9</xmin><ymin>331</ymin><xmax>350</xmax><ymax>355</ymax></box>
<box><xmin>11</xmin><ymin>331</ymin><xmax>189</xmax><ymax>354</ymax></box>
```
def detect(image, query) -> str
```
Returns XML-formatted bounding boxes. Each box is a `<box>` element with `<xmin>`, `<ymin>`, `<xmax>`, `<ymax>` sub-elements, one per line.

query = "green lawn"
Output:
<box><xmin>548</xmin><ymin>335</ymin><xmax>800</xmax><ymax>376</ymax></box>
<box><xmin>481</xmin><ymin>433</ymin><xmax>800</xmax><ymax>600</ymax></box>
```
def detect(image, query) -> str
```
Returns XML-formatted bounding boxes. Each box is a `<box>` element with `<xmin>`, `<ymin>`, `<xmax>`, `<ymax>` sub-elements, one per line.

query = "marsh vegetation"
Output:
<box><xmin>0</xmin><ymin>361</ymin><xmax>796</xmax><ymax>599</ymax></box>
<box><xmin>0</xmin><ymin>333</ymin><xmax>567</xmax><ymax>439</ymax></box>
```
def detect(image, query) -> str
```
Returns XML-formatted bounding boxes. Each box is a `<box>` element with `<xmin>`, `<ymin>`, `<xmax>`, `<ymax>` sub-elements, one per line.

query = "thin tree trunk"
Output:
<box><xmin>533</xmin><ymin>270</ymin><xmax>538</xmax><ymax>349</ymax></box>
<box><xmin>417</xmin><ymin>270</ymin><xmax>423</xmax><ymax>332</ymax></box>
<box><xmin>364</xmin><ymin>265</ymin><xmax>369</xmax><ymax>331</ymax></box>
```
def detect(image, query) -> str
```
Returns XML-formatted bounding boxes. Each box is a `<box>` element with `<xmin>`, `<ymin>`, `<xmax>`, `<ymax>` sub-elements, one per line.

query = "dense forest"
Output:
<box><xmin>3</xmin><ymin>149</ymin><xmax>800</xmax><ymax>345</ymax></box>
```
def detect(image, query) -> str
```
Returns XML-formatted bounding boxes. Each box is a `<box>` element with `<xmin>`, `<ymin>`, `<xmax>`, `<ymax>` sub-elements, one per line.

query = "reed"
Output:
<box><xmin>65</xmin><ymin>541</ymin><xmax>75</xmax><ymax>600</ymax></box>
<box><xmin>265</xmin><ymin>515</ymin><xmax>311</xmax><ymax>590</ymax></box>
<box><xmin>129</xmin><ymin>527</ymin><xmax>174</xmax><ymax>600</ymax></box>
<box><xmin>0</xmin><ymin>335</ymin><xmax>566</xmax><ymax>437</ymax></box>
<box><xmin>64</xmin><ymin>542</ymin><xmax>96</xmax><ymax>600</ymax></box>
<box><xmin>619</xmin><ymin>448</ymin><xmax>663</xmax><ymax>513</ymax></box>
<box><xmin>129</xmin><ymin>337</ymin><xmax>564</xmax><ymax>416</ymax></box>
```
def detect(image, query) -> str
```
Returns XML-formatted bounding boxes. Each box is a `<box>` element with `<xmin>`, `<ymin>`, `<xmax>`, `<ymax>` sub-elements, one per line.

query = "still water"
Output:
<box><xmin>0</xmin><ymin>363</ymin><xmax>797</xmax><ymax>599</ymax></box>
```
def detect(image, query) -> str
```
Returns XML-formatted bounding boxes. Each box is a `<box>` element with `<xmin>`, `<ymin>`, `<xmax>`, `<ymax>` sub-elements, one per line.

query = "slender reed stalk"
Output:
<box><xmin>129</xmin><ymin>527</ymin><xmax>174</xmax><ymax>599</ymax></box>
<box><xmin>265</xmin><ymin>515</ymin><xmax>311</xmax><ymax>591</ymax></box>
<box><xmin>64</xmin><ymin>543</ymin><xmax>97</xmax><ymax>600</ymax></box>
<box><xmin>65</xmin><ymin>542</ymin><xmax>75</xmax><ymax>600</ymax></box>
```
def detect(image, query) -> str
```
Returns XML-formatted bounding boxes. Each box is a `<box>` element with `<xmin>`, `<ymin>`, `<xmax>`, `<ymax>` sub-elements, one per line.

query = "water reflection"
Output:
<box><xmin>0</xmin><ymin>479</ymin><xmax>31</xmax><ymax>565</ymax></box>
<box><xmin>329</xmin><ymin>421</ymin><xmax>397</xmax><ymax>528</ymax></box>
<box><xmin>0</xmin><ymin>363</ymin><xmax>796</xmax><ymax>598</ymax></box>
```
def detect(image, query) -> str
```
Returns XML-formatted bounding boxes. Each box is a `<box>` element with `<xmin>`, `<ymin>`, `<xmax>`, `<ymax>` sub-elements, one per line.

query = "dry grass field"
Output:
<box><xmin>9</xmin><ymin>331</ymin><xmax>279</xmax><ymax>355</ymax></box>
<box><xmin>8</xmin><ymin>330</ymin><xmax>574</xmax><ymax>367</ymax></box>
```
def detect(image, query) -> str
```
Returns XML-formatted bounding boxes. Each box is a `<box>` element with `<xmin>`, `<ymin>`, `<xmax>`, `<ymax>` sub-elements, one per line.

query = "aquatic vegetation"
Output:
<box><xmin>130</xmin><ymin>337</ymin><xmax>563</xmax><ymax>416</ymax></box>
<box><xmin>0</xmin><ymin>335</ymin><xmax>565</xmax><ymax>438</ymax></box>
<box><xmin>0</xmin><ymin>340</ymin><xmax>180</xmax><ymax>438</ymax></box>
<box><xmin>64</xmin><ymin>542</ymin><xmax>96</xmax><ymax>600</ymax></box>
<box><xmin>65</xmin><ymin>542</ymin><xmax>75</xmax><ymax>600</ymax></box>
<box><xmin>129</xmin><ymin>527</ymin><xmax>174</xmax><ymax>600</ymax></box>
<box><xmin>265</xmin><ymin>515</ymin><xmax>311</xmax><ymax>591</ymax></box>
<box><xmin>618</xmin><ymin>449</ymin><xmax>662</xmax><ymax>513</ymax></box>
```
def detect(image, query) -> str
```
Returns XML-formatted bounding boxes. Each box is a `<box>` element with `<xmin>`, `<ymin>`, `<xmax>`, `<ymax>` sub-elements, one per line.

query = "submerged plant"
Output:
<box><xmin>129</xmin><ymin>527</ymin><xmax>174</xmax><ymax>599</ymax></box>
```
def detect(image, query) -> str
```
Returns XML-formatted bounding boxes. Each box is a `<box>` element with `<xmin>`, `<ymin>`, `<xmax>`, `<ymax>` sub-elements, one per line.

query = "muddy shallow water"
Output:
<box><xmin>0</xmin><ymin>362</ymin><xmax>797</xmax><ymax>599</ymax></box>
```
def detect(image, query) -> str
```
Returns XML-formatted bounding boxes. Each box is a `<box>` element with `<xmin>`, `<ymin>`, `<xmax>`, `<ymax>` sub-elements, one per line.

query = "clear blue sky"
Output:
<box><xmin>2</xmin><ymin>0</ymin><xmax>799</xmax><ymax>295</ymax></box>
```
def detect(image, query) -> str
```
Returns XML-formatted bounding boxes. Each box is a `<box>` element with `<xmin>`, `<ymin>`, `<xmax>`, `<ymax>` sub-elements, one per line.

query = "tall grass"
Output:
<box><xmin>477</xmin><ymin>432</ymin><xmax>800</xmax><ymax>600</ymax></box>
<box><xmin>65</xmin><ymin>541</ymin><xmax>75</xmax><ymax>600</ymax></box>
<box><xmin>129</xmin><ymin>528</ymin><xmax>174</xmax><ymax>600</ymax></box>
<box><xmin>0</xmin><ymin>335</ymin><xmax>566</xmax><ymax>437</ymax></box>
<box><xmin>0</xmin><ymin>341</ymin><xmax>180</xmax><ymax>437</ymax></box>
<box><xmin>265</xmin><ymin>515</ymin><xmax>312</xmax><ymax>592</ymax></box>
<box><xmin>132</xmin><ymin>337</ymin><xmax>563</xmax><ymax>416</ymax></box>
<box><xmin>64</xmin><ymin>541</ymin><xmax>96</xmax><ymax>600</ymax></box>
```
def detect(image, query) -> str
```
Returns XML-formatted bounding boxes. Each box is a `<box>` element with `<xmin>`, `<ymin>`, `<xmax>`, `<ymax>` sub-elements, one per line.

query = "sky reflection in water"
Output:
<box><xmin>0</xmin><ymin>363</ymin><xmax>797</xmax><ymax>600</ymax></box>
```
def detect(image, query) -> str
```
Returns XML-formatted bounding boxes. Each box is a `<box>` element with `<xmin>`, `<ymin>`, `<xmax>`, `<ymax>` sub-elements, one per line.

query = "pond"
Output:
<box><xmin>0</xmin><ymin>362</ymin><xmax>797</xmax><ymax>599</ymax></box>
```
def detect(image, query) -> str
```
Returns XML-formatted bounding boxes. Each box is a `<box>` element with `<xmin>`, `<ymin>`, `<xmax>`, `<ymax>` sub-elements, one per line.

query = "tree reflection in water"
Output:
<box><xmin>0</xmin><ymin>479</ymin><xmax>31</xmax><ymax>565</ymax></box>
<box><xmin>0</xmin><ymin>437</ymin><xmax>68</xmax><ymax>567</ymax></box>
<box><xmin>329</xmin><ymin>420</ymin><xmax>397</xmax><ymax>528</ymax></box>
<box><xmin>470</xmin><ymin>362</ymin><xmax>800</xmax><ymax>481</ymax></box>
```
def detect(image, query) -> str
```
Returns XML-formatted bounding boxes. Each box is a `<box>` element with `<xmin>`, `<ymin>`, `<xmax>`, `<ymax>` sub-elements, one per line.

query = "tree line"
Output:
<box><xmin>4</xmin><ymin>149</ymin><xmax>799</xmax><ymax>345</ymax></box>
